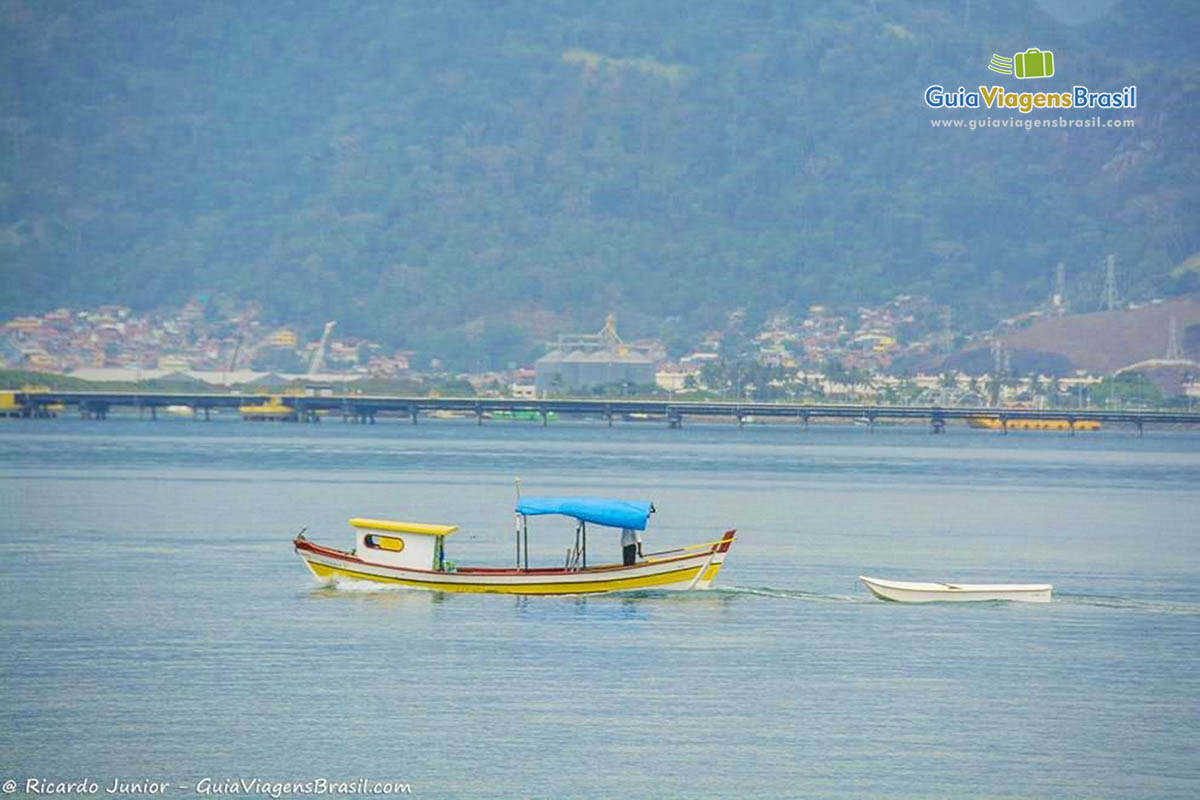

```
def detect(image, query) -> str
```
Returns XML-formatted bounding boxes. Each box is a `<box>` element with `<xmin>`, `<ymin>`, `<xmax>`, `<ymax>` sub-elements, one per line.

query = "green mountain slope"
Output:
<box><xmin>1</xmin><ymin>0</ymin><xmax>1197</xmax><ymax>367</ymax></box>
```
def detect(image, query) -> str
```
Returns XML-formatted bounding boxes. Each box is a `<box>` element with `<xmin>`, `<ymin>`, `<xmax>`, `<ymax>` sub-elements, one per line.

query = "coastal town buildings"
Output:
<box><xmin>3</xmin><ymin>293</ymin><xmax>1195</xmax><ymax>406</ymax></box>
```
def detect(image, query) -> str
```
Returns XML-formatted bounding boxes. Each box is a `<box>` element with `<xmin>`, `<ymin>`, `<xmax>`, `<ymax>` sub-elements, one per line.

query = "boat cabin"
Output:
<box><xmin>350</xmin><ymin>518</ymin><xmax>459</xmax><ymax>571</ymax></box>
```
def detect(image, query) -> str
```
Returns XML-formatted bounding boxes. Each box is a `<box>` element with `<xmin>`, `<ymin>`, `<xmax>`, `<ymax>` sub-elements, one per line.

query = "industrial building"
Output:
<box><xmin>534</xmin><ymin>315</ymin><xmax>656</xmax><ymax>394</ymax></box>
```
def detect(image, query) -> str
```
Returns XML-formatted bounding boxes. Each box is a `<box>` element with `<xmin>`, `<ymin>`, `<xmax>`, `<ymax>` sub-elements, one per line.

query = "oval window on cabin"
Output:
<box><xmin>365</xmin><ymin>534</ymin><xmax>405</xmax><ymax>552</ymax></box>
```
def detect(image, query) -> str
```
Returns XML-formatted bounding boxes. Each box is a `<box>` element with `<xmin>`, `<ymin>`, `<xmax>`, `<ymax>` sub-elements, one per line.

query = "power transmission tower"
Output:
<box><xmin>1052</xmin><ymin>262</ymin><xmax>1067</xmax><ymax>314</ymax></box>
<box><xmin>1099</xmin><ymin>254</ymin><xmax>1117</xmax><ymax>311</ymax></box>
<box><xmin>1166</xmin><ymin>316</ymin><xmax>1183</xmax><ymax>361</ymax></box>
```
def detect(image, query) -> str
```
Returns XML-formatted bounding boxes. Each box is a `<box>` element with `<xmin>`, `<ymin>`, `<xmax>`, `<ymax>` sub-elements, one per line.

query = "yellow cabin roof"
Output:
<box><xmin>349</xmin><ymin>518</ymin><xmax>460</xmax><ymax>536</ymax></box>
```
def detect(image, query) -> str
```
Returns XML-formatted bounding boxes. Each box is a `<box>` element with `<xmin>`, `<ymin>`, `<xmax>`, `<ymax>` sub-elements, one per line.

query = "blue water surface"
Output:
<box><xmin>1</xmin><ymin>417</ymin><xmax>1197</xmax><ymax>799</ymax></box>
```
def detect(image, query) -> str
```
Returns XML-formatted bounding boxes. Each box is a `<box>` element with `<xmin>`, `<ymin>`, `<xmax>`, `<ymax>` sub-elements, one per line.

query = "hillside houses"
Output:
<box><xmin>6</xmin><ymin>292</ymin><xmax>1170</xmax><ymax>405</ymax></box>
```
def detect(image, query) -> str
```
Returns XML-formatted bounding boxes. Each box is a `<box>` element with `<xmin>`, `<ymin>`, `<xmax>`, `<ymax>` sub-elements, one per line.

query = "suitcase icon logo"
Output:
<box><xmin>988</xmin><ymin>48</ymin><xmax>1055</xmax><ymax>79</ymax></box>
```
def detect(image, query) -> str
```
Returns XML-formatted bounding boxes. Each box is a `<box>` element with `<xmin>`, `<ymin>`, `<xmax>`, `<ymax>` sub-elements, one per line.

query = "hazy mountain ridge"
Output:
<box><xmin>1</xmin><ymin>0</ymin><xmax>1197</xmax><ymax>367</ymax></box>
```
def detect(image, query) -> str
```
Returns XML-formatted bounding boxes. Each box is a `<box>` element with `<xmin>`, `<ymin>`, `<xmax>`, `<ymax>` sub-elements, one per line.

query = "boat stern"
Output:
<box><xmin>691</xmin><ymin>529</ymin><xmax>737</xmax><ymax>589</ymax></box>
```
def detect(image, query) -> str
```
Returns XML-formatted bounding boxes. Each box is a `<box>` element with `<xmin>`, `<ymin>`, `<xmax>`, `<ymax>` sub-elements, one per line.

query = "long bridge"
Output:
<box><xmin>5</xmin><ymin>390</ymin><xmax>1200</xmax><ymax>435</ymax></box>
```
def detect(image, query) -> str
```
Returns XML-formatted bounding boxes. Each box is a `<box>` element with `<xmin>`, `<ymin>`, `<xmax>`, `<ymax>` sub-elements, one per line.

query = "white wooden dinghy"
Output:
<box><xmin>859</xmin><ymin>575</ymin><xmax>1052</xmax><ymax>603</ymax></box>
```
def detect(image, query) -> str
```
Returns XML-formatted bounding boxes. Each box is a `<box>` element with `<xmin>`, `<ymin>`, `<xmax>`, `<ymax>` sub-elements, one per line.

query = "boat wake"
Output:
<box><xmin>716</xmin><ymin>585</ymin><xmax>868</xmax><ymax>603</ymax></box>
<box><xmin>309</xmin><ymin>577</ymin><xmax>415</xmax><ymax>594</ymax></box>
<box><xmin>721</xmin><ymin>587</ymin><xmax>1200</xmax><ymax>613</ymax></box>
<box><xmin>304</xmin><ymin>580</ymin><xmax>1200</xmax><ymax>614</ymax></box>
<box><xmin>1054</xmin><ymin>593</ymin><xmax>1200</xmax><ymax>615</ymax></box>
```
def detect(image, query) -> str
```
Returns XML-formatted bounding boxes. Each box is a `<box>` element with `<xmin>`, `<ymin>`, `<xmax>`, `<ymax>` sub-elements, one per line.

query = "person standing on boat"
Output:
<box><xmin>621</xmin><ymin>527</ymin><xmax>643</xmax><ymax>565</ymax></box>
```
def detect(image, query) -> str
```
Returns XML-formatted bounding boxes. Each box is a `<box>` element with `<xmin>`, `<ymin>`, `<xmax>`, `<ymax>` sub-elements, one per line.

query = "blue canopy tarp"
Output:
<box><xmin>515</xmin><ymin>497</ymin><xmax>652</xmax><ymax>530</ymax></box>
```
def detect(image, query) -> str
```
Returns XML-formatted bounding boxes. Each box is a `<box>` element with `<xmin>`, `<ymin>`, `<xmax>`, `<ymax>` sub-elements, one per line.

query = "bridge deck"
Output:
<box><xmin>8</xmin><ymin>390</ymin><xmax>1200</xmax><ymax>428</ymax></box>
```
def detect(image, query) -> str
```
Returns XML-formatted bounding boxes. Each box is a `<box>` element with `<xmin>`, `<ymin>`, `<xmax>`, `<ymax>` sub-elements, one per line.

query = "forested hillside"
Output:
<box><xmin>2</xmin><ymin>0</ymin><xmax>1197</xmax><ymax>368</ymax></box>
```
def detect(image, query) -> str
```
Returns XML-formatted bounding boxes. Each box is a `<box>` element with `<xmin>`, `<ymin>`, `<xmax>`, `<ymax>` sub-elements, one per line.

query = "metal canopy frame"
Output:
<box><xmin>514</xmin><ymin>513</ymin><xmax>589</xmax><ymax>572</ymax></box>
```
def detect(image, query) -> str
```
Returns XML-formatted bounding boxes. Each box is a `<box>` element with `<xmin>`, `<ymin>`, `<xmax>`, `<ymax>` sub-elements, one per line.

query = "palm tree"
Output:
<box><xmin>1047</xmin><ymin>376</ymin><xmax>1063</xmax><ymax>408</ymax></box>
<box><xmin>986</xmin><ymin>374</ymin><xmax>1004</xmax><ymax>406</ymax></box>
<box><xmin>1028</xmin><ymin>372</ymin><xmax>1044</xmax><ymax>407</ymax></box>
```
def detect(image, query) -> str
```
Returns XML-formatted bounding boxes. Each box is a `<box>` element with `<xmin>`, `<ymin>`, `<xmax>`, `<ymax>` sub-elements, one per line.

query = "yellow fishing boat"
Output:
<box><xmin>0</xmin><ymin>385</ymin><xmax>63</xmax><ymax>417</ymax></box>
<box><xmin>0</xmin><ymin>390</ymin><xmax>21</xmax><ymax>417</ymax></box>
<box><xmin>294</xmin><ymin>497</ymin><xmax>736</xmax><ymax>595</ymax></box>
<box><xmin>239</xmin><ymin>395</ymin><xmax>296</xmax><ymax>421</ymax></box>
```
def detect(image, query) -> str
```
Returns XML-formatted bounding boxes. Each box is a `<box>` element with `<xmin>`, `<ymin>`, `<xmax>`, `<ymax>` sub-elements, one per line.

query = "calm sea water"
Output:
<box><xmin>1</xmin><ymin>417</ymin><xmax>1198</xmax><ymax>799</ymax></box>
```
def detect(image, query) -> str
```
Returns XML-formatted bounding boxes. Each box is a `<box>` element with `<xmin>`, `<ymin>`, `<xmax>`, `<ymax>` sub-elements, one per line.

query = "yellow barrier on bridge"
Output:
<box><xmin>967</xmin><ymin>416</ymin><xmax>1100</xmax><ymax>431</ymax></box>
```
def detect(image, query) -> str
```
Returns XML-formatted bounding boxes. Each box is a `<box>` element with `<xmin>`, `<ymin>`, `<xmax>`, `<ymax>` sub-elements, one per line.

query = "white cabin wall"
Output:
<box><xmin>356</xmin><ymin>530</ymin><xmax>437</xmax><ymax>570</ymax></box>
